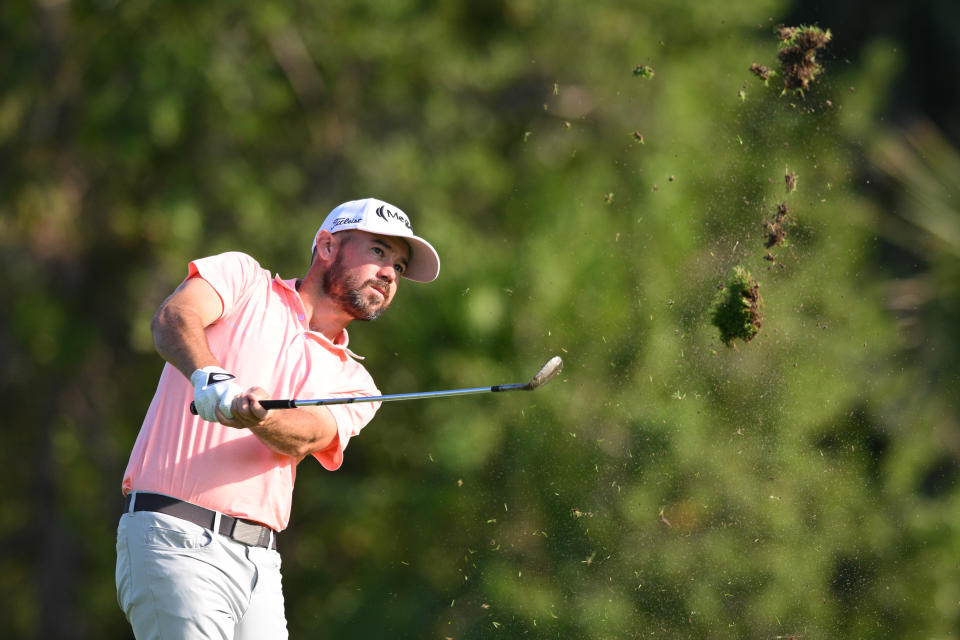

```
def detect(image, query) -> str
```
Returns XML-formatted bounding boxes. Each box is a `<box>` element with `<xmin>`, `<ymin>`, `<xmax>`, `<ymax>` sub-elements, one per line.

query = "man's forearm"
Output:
<box><xmin>248</xmin><ymin>408</ymin><xmax>339</xmax><ymax>459</ymax></box>
<box><xmin>218</xmin><ymin>389</ymin><xmax>339</xmax><ymax>458</ymax></box>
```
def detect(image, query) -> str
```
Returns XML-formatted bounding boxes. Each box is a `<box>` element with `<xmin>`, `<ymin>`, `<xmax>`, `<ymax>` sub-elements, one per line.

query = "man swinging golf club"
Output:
<box><xmin>116</xmin><ymin>198</ymin><xmax>439</xmax><ymax>639</ymax></box>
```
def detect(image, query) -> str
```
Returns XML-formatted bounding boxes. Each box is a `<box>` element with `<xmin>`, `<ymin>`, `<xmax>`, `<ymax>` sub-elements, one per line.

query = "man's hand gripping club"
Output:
<box><xmin>190</xmin><ymin>366</ymin><xmax>243</xmax><ymax>421</ymax></box>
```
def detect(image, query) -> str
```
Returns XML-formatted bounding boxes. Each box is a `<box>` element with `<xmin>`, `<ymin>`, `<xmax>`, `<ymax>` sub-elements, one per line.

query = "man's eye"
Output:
<box><xmin>394</xmin><ymin>263</ymin><xmax>405</xmax><ymax>275</ymax></box>
<box><xmin>372</xmin><ymin>247</ymin><xmax>384</xmax><ymax>256</ymax></box>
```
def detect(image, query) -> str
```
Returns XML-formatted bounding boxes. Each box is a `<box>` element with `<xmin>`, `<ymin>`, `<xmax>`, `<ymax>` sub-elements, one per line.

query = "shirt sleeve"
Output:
<box><xmin>311</xmin><ymin>371</ymin><xmax>382</xmax><ymax>471</ymax></box>
<box><xmin>187</xmin><ymin>252</ymin><xmax>266</xmax><ymax>319</ymax></box>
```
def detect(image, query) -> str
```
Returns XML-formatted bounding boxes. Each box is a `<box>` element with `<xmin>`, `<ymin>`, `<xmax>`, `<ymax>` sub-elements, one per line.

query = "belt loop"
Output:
<box><xmin>212</xmin><ymin>511</ymin><xmax>222</xmax><ymax>537</ymax></box>
<box><xmin>128</xmin><ymin>491</ymin><xmax>137</xmax><ymax>513</ymax></box>
<box><xmin>269</xmin><ymin>530</ymin><xmax>275</xmax><ymax>550</ymax></box>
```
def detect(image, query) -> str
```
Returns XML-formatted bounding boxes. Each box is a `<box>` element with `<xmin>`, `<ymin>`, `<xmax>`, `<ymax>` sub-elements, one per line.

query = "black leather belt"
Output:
<box><xmin>124</xmin><ymin>492</ymin><xmax>278</xmax><ymax>551</ymax></box>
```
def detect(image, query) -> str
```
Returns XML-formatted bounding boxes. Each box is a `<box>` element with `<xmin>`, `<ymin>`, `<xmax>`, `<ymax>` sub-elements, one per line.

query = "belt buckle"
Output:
<box><xmin>231</xmin><ymin>520</ymin><xmax>265</xmax><ymax>547</ymax></box>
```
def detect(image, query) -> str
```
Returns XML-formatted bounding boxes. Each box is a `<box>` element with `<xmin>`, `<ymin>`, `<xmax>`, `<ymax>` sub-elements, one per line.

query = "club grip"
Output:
<box><xmin>189</xmin><ymin>399</ymin><xmax>295</xmax><ymax>415</ymax></box>
<box><xmin>259</xmin><ymin>399</ymin><xmax>297</xmax><ymax>409</ymax></box>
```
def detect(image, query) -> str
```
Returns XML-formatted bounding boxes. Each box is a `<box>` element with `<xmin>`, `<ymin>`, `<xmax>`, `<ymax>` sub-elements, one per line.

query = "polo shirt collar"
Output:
<box><xmin>275</xmin><ymin>275</ymin><xmax>365</xmax><ymax>360</ymax></box>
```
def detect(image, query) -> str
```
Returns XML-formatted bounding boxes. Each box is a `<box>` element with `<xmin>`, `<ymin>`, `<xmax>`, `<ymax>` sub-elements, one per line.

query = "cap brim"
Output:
<box><xmin>403</xmin><ymin>235</ymin><xmax>440</xmax><ymax>282</ymax></box>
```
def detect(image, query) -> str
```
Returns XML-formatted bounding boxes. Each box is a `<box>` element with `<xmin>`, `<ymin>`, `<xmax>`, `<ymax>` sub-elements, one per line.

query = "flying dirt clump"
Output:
<box><xmin>711</xmin><ymin>266</ymin><xmax>763</xmax><ymax>346</ymax></box>
<box><xmin>749</xmin><ymin>63</ymin><xmax>773</xmax><ymax>84</ymax></box>
<box><xmin>764</xmin><ymin>203</ymin><xmax>791</xmax><ymax>249</ymax></box>
<box><xmin>763</xmin><ymin>202</ymin><xmax>793</xmax><ymax>265</ymax></box>
<box><xmin>776</xmin><ymin>25</ymin><xmax>832</xmax><ymax>93</ymax></box>
<box><xmin>785</xmin><ymin>168</ymin><xmax>797</xmax><ymax>193</ymax></box>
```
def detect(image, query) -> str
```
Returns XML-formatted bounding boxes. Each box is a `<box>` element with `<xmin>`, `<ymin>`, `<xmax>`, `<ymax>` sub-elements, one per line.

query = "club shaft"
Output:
<box><xmin>188</xmin><ymin>356</ymin><xmax>561</xmax><ymax>414</ymax></box>
<box><xmin>265</xmin><ymin>383</ymin><xmax>530</xmax><ymax>409</ymax></box>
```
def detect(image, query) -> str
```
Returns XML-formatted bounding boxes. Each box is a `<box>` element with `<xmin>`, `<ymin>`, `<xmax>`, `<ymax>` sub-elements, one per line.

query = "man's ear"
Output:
<box><xmin>313</xmin><ymin>230</ymin><xmax>340</xmax><ymax>263</ymax></box>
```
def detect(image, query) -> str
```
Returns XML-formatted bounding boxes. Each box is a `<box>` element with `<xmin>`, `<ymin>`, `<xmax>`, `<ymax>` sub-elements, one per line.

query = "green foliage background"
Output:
<box><xmin>3</xmin><ymin>0</ymin><xmax>959</xmax><ymax>638</ymax></box>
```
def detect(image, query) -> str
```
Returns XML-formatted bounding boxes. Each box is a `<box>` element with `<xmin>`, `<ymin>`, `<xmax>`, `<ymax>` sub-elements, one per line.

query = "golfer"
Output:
<box><xmin>116</xmin><ymin>198</ymin><xmax>439</xmax><ymax>638</ymax></box>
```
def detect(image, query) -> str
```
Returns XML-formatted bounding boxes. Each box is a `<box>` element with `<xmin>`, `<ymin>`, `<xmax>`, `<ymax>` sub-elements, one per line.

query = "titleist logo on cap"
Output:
<box><xmin>376</xmin><ymin>205</ymin><xmax>412</xmax><ymax>230</ymax></box>
<box><xmin>331</xmin><ymin>216</ymin><xmax>363</xmax><ymax>227</ymax></box>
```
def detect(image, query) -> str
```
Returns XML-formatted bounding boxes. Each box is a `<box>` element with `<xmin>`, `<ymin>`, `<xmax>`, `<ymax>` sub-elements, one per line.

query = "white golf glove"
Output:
<box><xmin>190</xmin><ymin>366</ymin><xmax>243</xmax><ymax>421</ymax></box>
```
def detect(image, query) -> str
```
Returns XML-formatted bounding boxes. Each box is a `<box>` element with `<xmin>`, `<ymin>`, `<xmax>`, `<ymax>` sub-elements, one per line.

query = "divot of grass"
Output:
<box><xmin>711</xmin><ymin>266</ymin><xmax>762</xmax><ymax>346</ymax></box>
<box><xmin>750</xmin><ymin>25</ymin><xmax>832</xmax><ymax>96</ymax></box>
<box><xmin>776</xmin><ymin>25</ymin><xmax>832</xmax><ymax>94</ymax></box>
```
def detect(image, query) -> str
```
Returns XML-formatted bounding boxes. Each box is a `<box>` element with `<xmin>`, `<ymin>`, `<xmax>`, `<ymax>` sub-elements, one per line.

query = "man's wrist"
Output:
<box><xmin>191</xmin><ymin>366</ymin><xmax>240</xmax><ymax>421</ymax></box>
<box><xmin>191</xmin><ymin>366</ymin><xmax>235</xmax><ymax>387</ymax></box>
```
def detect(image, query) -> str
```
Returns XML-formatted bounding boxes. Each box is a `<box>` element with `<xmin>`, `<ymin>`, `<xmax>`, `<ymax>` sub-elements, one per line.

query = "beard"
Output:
<box><xmin>322</xmin><ymin>254</ymin><xmax>390</xmax><ymax>321</ymax></box>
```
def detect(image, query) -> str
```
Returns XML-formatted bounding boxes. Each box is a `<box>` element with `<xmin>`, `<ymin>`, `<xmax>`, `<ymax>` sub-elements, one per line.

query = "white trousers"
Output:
<box><xmin>116</xmin><ymin>509</ymin><xmax>288</xmax><ymax>639</ymax></box>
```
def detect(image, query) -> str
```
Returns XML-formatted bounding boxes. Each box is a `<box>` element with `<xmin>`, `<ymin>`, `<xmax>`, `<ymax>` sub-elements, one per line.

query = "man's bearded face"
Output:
<box><xmin>322</xmin><ymin>251</ymin><xmax>391</xmax><ymax>321</ymax></box>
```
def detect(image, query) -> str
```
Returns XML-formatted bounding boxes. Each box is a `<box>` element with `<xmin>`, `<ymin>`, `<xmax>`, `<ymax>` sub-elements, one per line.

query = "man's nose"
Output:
<box><xmin>377</xmin><ymin>264</ymin><xmax>398</xmax><ymax>283</ymax></box>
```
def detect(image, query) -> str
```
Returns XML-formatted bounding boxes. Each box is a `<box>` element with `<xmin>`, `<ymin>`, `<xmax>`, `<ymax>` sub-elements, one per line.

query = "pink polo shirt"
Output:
<box><xmin>122</xmin><ymin>251</ymin><xmax>381</xmax><ymax>531</ymax></box>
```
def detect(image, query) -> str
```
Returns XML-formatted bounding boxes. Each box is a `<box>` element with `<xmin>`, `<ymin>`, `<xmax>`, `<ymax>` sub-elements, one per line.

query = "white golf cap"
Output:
<box><xmin>313</xmin><ymin>198</ymin><xmax>440</xmax><ymax>282</ymax></box>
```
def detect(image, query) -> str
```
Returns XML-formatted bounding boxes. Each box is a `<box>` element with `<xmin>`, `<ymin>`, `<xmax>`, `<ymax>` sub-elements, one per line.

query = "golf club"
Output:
<box><xmin>190</xmin><ymin>356</ymin><xmax>563</xmax><ymax>414</ymax></box>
